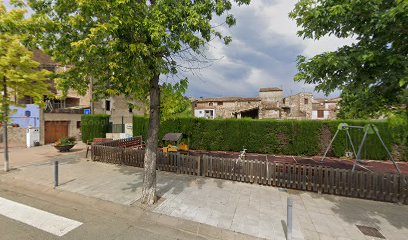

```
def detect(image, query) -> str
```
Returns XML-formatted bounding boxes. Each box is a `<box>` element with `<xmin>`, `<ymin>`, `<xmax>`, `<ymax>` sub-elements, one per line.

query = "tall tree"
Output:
<box><xmin>160</xmin><ymin>79</ymin><xmax>192</xmax><ymax>120</ymax></box>
<box><xmin>290</xmin><ymin>0</ymin><xmax>408</xmax><ymax>117</ymax></box>
<box><xmin>29</xmin><ymin>0</ymin><xmax>250</xmax><ymax>204</ymax></box>
<box><xmin>0</xmin><ymin>2</ymin><xmax>51</xmax><ymax>171</ymax></box>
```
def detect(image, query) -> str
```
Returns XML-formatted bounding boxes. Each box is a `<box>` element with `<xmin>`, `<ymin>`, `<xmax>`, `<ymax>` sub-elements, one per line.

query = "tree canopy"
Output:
<box><xmin>160</xmin><ymin>78</ymin><xmax>192</xmax><ymax>120</ymax></box>
<box><xmin>28</xmin><ymin>0</ymin><xmax>250</xmax><ymax>204</ymax></box>
<box><xmin>28</xmin><ymin>0</ymin><xmax>250</xmax><ymax>100</ymax></box>
<box><xmin>0</xmin><ymin>2</ymin><xmax>51</xmax><ymax>110</ymax></box>
<box><xmin>1</xmin><ymin>1</ymin><xmax>51</xmax><ymax>172</ymax></box>
<box><xmin>290</xmin><ymin>0</ymin><xmax>408</xmax><ymax>118</ymax></box>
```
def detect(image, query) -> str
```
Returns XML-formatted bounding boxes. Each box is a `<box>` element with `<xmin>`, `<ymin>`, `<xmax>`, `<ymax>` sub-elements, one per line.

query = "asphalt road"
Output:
<box><xmin>0</xmin><ymin>182</ymin><xmax>212</xmax><ymax>240</ymax></box>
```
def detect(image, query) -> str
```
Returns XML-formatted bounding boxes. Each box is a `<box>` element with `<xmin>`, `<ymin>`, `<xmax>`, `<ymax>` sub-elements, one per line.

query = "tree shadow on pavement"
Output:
<box><xmin>301</xmin><ymin>191</ymin><xmax>408</xmax><ymax>230</ymax></box>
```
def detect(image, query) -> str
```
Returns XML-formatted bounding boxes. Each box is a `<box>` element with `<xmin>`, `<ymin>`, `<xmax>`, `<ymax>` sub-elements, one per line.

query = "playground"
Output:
<box><xmin>187</xmin><ymin>150</ymin><xmax>408</xmax><ymax>175</ymax></box>
<box><xmin>87</xmin><ymin>122</ymin><xmax>408</xmax><ymax>204</ymax></box>
<box><xmin>159</xmin><ymin>122</ymin><xmax>407</xmax><ymax>175</ymax></box>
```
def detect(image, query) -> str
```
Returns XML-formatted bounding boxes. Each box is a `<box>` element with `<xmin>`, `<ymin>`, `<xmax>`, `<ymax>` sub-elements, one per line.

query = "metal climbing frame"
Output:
<box><xmin>321</xmin><ymin>123</ymin><xmax>401</xmax><ymax>174</ymax></box>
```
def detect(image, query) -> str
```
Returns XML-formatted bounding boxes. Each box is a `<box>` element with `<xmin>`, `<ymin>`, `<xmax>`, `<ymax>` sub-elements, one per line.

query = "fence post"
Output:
<box><xmin>287</xmin><ymin>197</ymin><xmax>293</xmax><ymax>240</ymax></box>
<box><xmin>250</xmin><ymin>160</ymin><xmax>254</xmax><ymax>183</ymax></box>
<box><xmin>197</xmin><ymin>156</ymin><xmax>201</xmax><ymax>176</ymax></box>
<box><xmin>318</xmin><ymin>166</ymin><xmax>322</xmax><ymax>194</ymax></box>
<box><xmin>400</xmin><ymin>175</ymin><xmax>407</xmax><ymax>204</ymax></box>
<box><xmin>177</xmin><ymin>152</ymin><xmax>181</xmax><ymax>174</ymax></box>
<box><xmin>202</xmin><ymin>155</ymin><xmax>207</xmax><ymax>177</ymax></box>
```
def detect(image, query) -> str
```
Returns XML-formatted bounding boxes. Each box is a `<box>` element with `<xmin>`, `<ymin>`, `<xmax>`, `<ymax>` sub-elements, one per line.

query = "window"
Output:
<box><xmin>217</xmin><ymin>101</ymin><xmax>223</xmax><ymax>106</ymax></box>
<box><xmin>76</xmin><ymin>121</ymin><xmax>81</xmax><ymax>128</ymax></box>
<box><xmin>25</xmin><ymin>110</ymin><xmax>31</xmax><ymax>117</ymax></box>
<box><xmin>283</xmin><ymin>98</ymin><xmax>286</xmax><ymax>104</ymax></box>
<box><xmin>105</xmin><ymin>100</ymin><xmax>111</xmax><ymax>111</ymax></box>
<box><xmin>283</xmin><ymin>108</ymin><xmax>290</xmax><ymax>114</ymax></box>
<box><xmin>129</xmin><ymin>107</ymin><xmax>133</xmax><ymax>113</ymax></box>
<box><xmin>194</xmin><ymin>103</ymin><xmax>197</xmax><ymax>107</ymax></box>
<box><xmin>204</xmin><ymin>110</ymin><xmax>214</xmax><ymax>118</ymax></box>
<box><xmin>199</xmin><ymin>111</ymin><xmax>203</xmax><ymax>114</ymax></box>
<box><xmin>317</xmin><ymin>110</ymin><xmax>324</xmax><ymax>118</ymax></box>
<box><xmin>304</xmin><ymin>98</ymin><xmax>309</xmax><ymax>104</ymax></box>
<box><xmin>209</xmin><ymin>102</ymin><xmax>213</xmax><ymax>106</ymax></box>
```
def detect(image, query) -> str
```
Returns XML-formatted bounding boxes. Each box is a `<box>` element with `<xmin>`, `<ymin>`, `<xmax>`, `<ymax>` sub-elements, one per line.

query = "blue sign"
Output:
<box><xmin>84</xmin><ymin>109</ymin><xmax>91</xmax><ymax>115</ymax></box>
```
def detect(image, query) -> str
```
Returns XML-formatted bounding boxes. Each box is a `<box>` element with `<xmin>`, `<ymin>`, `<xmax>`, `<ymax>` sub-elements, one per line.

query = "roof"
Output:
<box><xmin>313</xmin><ymin>97</ymin><xmax>341</xmax><ymax>104</ymax></box>
<box><xmin>32</xmin><ymin>49</ymin><xmax>58</xmax><ymax>66</ymax></box>
<box><xmin>194</xmin><ymin>106</ymin><xmax>216</xmax><ymax>109</ymax></box>
<box><xmin>194</xmin><ymin>97</ymin><xmax>260</xmax><ymax>103</ymax></box>
<box><xmin>162</xmin><ymin>133</ymin><xmax>183</xmax><ymax>142</ymax></box>
<box><xmin>259</xmin><ymin>87</ymin><xmax>282</xmax><ymax>92</ymax></box>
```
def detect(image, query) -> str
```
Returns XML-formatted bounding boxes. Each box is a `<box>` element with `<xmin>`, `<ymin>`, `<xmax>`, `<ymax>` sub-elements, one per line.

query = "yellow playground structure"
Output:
<box><xmin>161</xmin><ymin>133</ymin><xmax>189</xmax><ymax>153</ymax></box>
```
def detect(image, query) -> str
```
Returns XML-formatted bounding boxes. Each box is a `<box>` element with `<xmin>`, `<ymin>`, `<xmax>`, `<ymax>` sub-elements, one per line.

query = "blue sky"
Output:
<box><xmin>5</xmin><ymin>0</ymin><xmax>353</xmax><ymax>99</ymax></box>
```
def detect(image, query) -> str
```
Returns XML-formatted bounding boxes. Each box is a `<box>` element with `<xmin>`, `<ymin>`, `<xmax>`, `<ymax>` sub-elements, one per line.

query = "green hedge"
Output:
<box><xmin>133</xmin><ymin>116</ymin><xmax>406</xmax><ymax>161</ymax></box>
<box><xmin>81</xmin><ymin>114</ymin><xmax>110</xmax><ymax>143</ymax></box>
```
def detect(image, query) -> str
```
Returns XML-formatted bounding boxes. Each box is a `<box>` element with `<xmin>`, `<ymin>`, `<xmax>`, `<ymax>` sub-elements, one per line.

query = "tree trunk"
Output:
<box><xmin>141</xmin><ymin>73</ymin><xmax>160</xmax><ymax>205</ymax></box>
<box><xmin>90</xmin><ymin>77</ymin><xmax>95</xmax><ymax>115</ymax></box>
<box><xmin>2</xmin><ymin>76</ymin><xmax>9</xmax><ymax>172</ymax></box>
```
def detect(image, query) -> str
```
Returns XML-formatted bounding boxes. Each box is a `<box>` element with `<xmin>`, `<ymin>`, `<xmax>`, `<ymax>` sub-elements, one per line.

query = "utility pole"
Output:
<box><xmin>2</xmin><ymin>75</ymin><xmax>9</xmax><ymax>172</ymax></box>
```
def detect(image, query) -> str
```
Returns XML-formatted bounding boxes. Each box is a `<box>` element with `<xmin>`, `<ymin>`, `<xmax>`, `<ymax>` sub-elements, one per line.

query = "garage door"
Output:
<box><xmin>45</xmin><ymin>121</ymin><xmax>69</xmax><ymax>144</ymax></box>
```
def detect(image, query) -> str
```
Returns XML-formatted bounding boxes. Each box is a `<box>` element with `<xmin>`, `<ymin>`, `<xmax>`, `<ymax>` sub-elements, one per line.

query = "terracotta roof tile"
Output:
<box><xmin>194</xmin><ymin>97</ymin><xmax>260</xmax><ymax>103</ymax></box>
<box><xmin>259</xmin><ymin>87</ymin><xmax>282</xmax><ymax>92</ymax></box>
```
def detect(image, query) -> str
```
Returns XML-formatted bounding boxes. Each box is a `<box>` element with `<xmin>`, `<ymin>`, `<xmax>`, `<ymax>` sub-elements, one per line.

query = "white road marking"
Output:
<box><xmin>0</xmin><ymin>196</ymin><xmax>82</xmax><ymax>236</ymax></box>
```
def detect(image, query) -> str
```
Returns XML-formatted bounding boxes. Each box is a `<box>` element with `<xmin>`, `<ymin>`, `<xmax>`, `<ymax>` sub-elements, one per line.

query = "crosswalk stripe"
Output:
<box><xmin>0</xmin><ymin>196</ymin><xmax>82</xmax><ymax>236</ymax></box>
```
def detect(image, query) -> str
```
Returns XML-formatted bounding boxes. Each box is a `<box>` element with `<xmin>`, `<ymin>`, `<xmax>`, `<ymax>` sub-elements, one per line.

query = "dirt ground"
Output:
<box><xmin>188</xmin><ymin>150</ymin><xmax>408</xmax><ymax>175</ymax></box>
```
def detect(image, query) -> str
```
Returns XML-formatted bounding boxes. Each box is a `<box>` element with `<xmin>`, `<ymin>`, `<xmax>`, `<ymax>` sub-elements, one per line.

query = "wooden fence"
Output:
<box><xmin>91</xmin><ymin>144</ymin><xmax>408</xmax><ymax>204</ymax></box>
<box><xmin>92</xmin><ymin>145</ymin><xmax>200</xmax><ymax>175</ymax></box>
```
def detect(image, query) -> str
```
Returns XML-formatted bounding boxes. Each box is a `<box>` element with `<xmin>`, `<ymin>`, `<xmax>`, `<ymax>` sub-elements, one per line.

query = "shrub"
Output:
<box><xmin>133</xmin><ymin>116</ymin><xmax>405</xmax><ymax>161</ymax></box>
<box><xmin>81</xmin><ymin>114</ymin><xmax>110</xmax><ymax>143</ymax></box>
<box><xmin>55</xmin><ymin>137</ymin><xmax>76</xmax><ymax>146</ymax></box>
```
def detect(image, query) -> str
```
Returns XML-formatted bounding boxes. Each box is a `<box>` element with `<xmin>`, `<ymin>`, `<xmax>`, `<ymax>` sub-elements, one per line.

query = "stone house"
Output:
<box><xmin>192</xmin><ymin>87</ymin><xmax>339</xmax><ymax>120</ymax></box>
<box><xmin>193</xmin><ymin>97</ymin><xmax>260</xmax><ymax>119</ymax></box>
<box><xmin>94</xmin><ymin>95</ymin><xmax>145</xmax><ymax>125</ymax></box>
<box><xmin>311</xmin><ymin>98</ymin><xmax>341</xmax><ymax>120</ymax></box>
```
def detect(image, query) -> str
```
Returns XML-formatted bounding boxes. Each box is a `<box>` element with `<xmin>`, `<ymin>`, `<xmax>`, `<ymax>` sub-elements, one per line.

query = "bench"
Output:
<box><xmin>119</xmin><ymin>136</ymin><xmax>145</xmax><ymax>149</ymax></box>
<box><xmin>85</xmin><ymin>138</ymin><xmax>113</xmax><ymax>158</ymax></box>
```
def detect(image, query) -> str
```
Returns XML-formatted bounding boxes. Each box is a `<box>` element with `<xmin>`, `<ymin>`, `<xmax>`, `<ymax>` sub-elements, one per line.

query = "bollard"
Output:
<box><xmin>54</xmin><ymin>160</ymin><xmax>59</xmax><ymax>188</ymax></box>
<box><xmin>287</xmin><ymin>197</ymin><xmax>293</xmax><ymax>240</ymax></box>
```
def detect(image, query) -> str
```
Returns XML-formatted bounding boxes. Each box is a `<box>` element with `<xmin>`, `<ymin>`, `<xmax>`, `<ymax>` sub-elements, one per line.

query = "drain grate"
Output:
<box><xmin>356</xmin><ymin>225</ymin><xmax>385</xmax><ymax>239</ymax></box>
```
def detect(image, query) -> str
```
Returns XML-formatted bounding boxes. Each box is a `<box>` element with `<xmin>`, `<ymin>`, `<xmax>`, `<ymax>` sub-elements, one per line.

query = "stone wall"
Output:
<box><xmin>0</xmin><ymin>127</ymin><xmax>26</xmax><ymax>147</ymax></box>
<box><xmin>260</xmin><ymin>109</ymin><xmax>280</xmax><ymax>119</ymax></box>
<box><xmin>195</xmin><ymin>100</ymin><xmax>260</xmax><ymax>118</ymax></box>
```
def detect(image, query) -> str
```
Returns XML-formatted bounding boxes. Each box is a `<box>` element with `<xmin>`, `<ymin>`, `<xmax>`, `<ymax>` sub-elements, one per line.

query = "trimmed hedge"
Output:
<box><xmin>133</xmin><ymin>116</ymin><xmax>407</xmax><ymax>161</ymax></box>
<box><xmin>81</xmin><ymin>114</ymin><xmax>110</xmax><ymax>143</ymax></box>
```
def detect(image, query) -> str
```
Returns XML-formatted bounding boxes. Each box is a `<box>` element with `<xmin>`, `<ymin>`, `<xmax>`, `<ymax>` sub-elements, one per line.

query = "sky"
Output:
<box><xmin>178</xmin><ymin>0</ymin><xmax>355</xmax><ymax>99</ymax></box>
<box><xmin>5</xmin><ymin>0</ymin><xmax>353</xmax><ymax>99</ymax></box>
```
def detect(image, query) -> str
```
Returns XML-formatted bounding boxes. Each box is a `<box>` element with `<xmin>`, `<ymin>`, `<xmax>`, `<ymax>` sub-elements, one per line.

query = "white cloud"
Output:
<box><xmin>184</xmin><ymin>0</ymin><xmax>354</xmax><ymax>99</ymax></box>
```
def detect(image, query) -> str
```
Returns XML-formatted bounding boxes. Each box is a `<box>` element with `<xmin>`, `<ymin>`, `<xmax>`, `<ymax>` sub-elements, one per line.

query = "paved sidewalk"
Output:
<box><xmin>0</xmin><ymin>143</ymin><xmax>87</xmax><ymax>169</ymax></box>
<box><xmin>1</xmin><ymin>148</ymin><xmax>408</xmax><ymax>239</ymax></box>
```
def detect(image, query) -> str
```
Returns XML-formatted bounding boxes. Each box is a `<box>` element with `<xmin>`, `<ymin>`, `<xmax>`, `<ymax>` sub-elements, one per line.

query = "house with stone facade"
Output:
<box><xmin>192</xmin><ymin>87</ymin><xmax>340</xmax><ymax>120</ymax></box>
<box><xmin>311</xmin><ymin>97</ymin><xmax>341</xmax><ymax>120</ymax></box>
<box><xmin>94</xmin><ymin>96</ymin><xmax>145</xmax><ymax>125</ymax></box>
